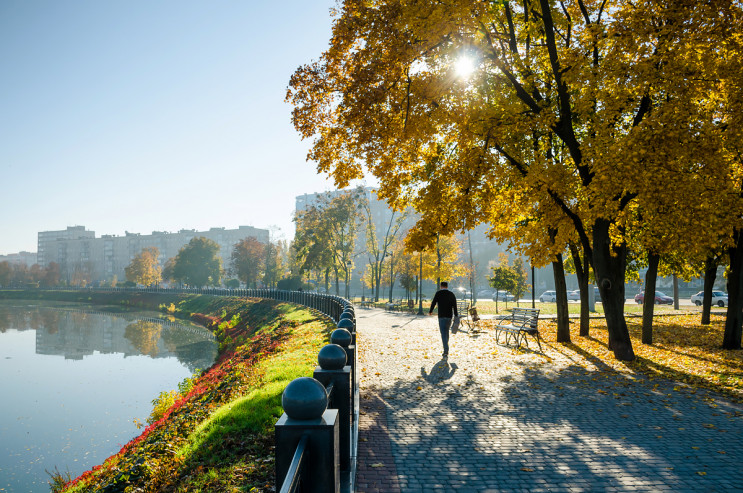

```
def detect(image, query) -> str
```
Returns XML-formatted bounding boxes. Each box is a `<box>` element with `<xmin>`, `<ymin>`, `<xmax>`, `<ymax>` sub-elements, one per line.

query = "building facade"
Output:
<box><xmin>0</xmin><ymin>251</ymin><xmax>38</xmax><ymax>268</ymax></box>
<box><xmin>37</xmin><ymin>225</ymin><xmax>269</xmax><ymax>284</ymax></box>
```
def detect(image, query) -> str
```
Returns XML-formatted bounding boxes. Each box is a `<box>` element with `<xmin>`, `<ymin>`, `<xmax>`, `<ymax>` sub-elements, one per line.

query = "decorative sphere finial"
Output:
<box><xmin>318</xmin><ymin>343</ymin><xmax>347</xmax><ymax>370</ymax></box>
<box><xmin>282</xmin><ymin>377</ymin><xmax>328</xmax><ymax>420</ymax></box>
<box><xmin>330</xmin><ymin>328</ymin><xmax>352</xmax><ymax>348</ymax></box>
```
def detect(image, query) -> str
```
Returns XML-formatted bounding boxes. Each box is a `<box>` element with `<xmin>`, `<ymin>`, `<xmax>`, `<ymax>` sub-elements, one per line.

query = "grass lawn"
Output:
<box><xmin>481</xmin><ymin>312</ymin><xmax>743</xmax><ymax>402</ymax></box>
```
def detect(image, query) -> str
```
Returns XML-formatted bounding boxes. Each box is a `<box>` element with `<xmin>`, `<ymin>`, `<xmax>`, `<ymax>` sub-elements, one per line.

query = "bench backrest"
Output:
<box><xmin>511</xmin><ymin>307</ymin><xmax>539</xmax><ymax>329</ymax></box>
<box><xmin>457</xmin><ymin>300</ymin><xmax>469</xmax><ymax>315</ymax></box>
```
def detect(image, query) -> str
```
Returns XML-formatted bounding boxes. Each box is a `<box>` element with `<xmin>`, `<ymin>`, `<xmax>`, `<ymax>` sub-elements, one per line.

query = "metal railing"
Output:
<box><xmin>43</xmin><ymin>285</ymin><xmax>349</xmax><ymax>322</ymax></box>
<box><xmin>275</xmin><ymin>303</ymin><xmax>358</xmax><ymax>493</ymax></box>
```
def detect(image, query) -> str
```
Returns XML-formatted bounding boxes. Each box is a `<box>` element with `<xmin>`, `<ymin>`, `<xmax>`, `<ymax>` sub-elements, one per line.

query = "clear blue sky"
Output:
<box><xmin>0</xmin><ymin>0</ymin><xmax>351</xmax><ymax>255</ymax></box>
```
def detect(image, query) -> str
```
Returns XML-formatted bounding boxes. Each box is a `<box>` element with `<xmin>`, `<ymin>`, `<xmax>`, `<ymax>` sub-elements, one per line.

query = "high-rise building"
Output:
<box><xmin>37</xmin><ymin>225</ymin><xmax>269</xmax><ymax>284</ymax></box>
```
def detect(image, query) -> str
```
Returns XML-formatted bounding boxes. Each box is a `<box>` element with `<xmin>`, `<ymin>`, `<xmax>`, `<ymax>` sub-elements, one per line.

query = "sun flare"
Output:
<box><xmin>454</xmin><ymin>56</ymin><xmax>475</xmax><ymax>77</ymax></box>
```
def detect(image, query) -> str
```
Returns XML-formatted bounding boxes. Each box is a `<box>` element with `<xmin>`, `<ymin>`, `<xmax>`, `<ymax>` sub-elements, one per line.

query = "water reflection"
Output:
<box><xmin>0</xmin><ymin>301</ymin><xmax>217</xmax><ymax>493</ymax></box>
<box><xmin>0</xmin><ymin>303</ymin><xmax>217</xmax><ymax>371</ymax></box>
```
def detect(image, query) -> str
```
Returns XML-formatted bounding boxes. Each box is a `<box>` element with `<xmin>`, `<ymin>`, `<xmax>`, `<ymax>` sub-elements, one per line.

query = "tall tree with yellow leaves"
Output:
<box><xmin>288</xmin><ymin>0</ymin><xmax>743</xmax><ymax>359</ymax></box>
<box><xmin>125</xmin><ymin>247</ymin><xmax>162</xmax><ymax>287</ymax></box>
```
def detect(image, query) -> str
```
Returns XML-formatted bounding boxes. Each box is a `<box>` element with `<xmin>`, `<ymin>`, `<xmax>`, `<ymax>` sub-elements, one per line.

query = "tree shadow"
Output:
<box><xmin>365</xmin><ymin>356</ymin><xmax>743</xmax><ymax>491</ymax></box>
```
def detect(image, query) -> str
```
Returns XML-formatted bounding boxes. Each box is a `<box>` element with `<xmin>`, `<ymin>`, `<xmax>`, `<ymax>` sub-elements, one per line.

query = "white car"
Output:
<box><xmin>567</xmin><ymin>290</ymin><xmax>580</xmax><ymax>301</ymax></box>
<box><xmin>539</xmin><ymin>290</ymin><xmax>557</xmax><ymax>302</ymax></box>
<box><xmin>690</xmin><ymin>291</ymin><xmax>728</xmax><ymax>307</ymax></box>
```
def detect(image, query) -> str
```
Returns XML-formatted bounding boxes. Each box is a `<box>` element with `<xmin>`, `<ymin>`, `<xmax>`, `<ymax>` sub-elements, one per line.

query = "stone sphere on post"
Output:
<box><xmin>339</xmin><ymin>311</ymin><xmax>354</xmax><ymax>322</ymax></box>
<box><xmin>330</xmin><ymin>328</ymin><xmax>352</xmax><ymax>348</ymax></box>
<box><xmin>282</xmin><ymin>377</ymin><xmax>328</xmax><ymax>420</ymax></box>
<box><xmin>318</xmin><ymin>343</ymin><xmax>347</xmax><ymax>370</ymax></box>
<box><xmin>336</xmin><ymin>318</ymin><xmax>353</xmax><ymax>332</ymax></box>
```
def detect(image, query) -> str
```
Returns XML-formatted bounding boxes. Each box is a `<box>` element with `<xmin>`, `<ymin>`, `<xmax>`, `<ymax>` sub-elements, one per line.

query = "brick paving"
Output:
<box><xmin>354</xmin><ymin>307</ymin><xmax>743</xmax><ymax>492</ymax></box>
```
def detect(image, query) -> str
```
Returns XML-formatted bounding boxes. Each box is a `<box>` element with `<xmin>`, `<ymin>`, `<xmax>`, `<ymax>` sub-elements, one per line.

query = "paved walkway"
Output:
<box><xmin>354</xmin><ymin>308</ymin><xmax>743</xmax><ymax>492</ymax></box>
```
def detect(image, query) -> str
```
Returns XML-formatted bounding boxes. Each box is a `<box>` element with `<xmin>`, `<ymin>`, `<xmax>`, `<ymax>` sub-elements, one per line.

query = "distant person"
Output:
<box><xmin>428</xmin><ymin>281</ymin><xmax>458</xmax><ymax>358</ymax></box>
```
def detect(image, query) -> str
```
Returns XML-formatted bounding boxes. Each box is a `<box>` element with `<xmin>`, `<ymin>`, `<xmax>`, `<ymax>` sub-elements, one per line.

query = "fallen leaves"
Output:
<box><xmin>497</xmin><ymin>314</ymin><xmax>743</xmax><ymax>402</ymax></box>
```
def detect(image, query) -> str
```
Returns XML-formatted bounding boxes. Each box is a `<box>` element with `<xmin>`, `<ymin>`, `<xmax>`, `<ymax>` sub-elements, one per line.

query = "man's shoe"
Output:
<box><xmin>442</xmin><ymin>352</ymin><xmax>448</xmax><ymax>358</ymax></box>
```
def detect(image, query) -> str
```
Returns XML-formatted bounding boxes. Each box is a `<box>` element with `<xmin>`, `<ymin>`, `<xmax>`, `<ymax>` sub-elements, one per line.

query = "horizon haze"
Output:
<box><xmin>0</xmin><ymin>0</ymin><xmax>362</xmax><ymax>255</ymax></box>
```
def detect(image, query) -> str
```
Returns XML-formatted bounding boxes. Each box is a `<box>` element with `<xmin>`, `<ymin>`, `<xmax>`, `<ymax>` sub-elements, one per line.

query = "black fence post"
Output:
<box><xmin>275</xmin><ymin>377</ymin><xmax>340</xmax><ymax>493</ymax></box>
<box><xmin>313</xmin><ymin>344</ymin><xmax>351</xmax><ymax>472</ymax></box>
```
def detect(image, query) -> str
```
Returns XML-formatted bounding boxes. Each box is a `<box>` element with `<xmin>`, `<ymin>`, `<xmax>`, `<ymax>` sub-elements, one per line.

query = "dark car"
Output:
<box><xmin>634</xmin><ymin>291</ymin><xmax>673</xmax><ymax>305</ymax></box>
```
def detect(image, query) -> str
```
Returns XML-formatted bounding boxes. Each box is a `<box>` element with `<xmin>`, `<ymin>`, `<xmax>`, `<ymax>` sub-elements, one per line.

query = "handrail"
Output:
<box><xmin>39</xmin><ymin>286</ymin><xmax>350</xmax><ymax>322</ymax></box>
<box><xmin>280</xmin><ymin>434</ymin><xmax>309</xmax><ymax>493</ymax></box>
<box><xmin>325</xmin><ymin>380</ymin><xmax>335</xmax><ymax>401</ymax></box>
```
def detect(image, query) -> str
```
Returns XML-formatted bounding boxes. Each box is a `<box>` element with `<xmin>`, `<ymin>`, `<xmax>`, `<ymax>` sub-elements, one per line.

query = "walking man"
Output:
<box><xmin>429</xmin><ymin>281</ymin><xmax>458</xmax><ymax>358</ymax></box>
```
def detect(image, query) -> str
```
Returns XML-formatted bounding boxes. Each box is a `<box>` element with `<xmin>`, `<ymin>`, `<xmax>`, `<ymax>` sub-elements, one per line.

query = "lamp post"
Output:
<box><xmin>346</xmin><ymin>260</ymin><xmax>352</xmax><ymax>300</ymax></box>
<box><xmin>531</xmin><ymin>264</ymin><xmax>536</xmax><ymax>309</ymax></box>
<box><xmin>417</xmin><ymin>251</ymin><xmax>424</xmax><ymax>315</ymax></box>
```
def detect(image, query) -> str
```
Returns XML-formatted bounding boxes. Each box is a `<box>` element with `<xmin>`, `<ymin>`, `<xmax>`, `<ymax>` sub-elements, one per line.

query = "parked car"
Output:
<box><xmin>477</xmin><ymin>289</ymin><xmax>494</xmax><ymax>298</ymax></box>
<box><xmin>634</xmin><ymin>291</ymin><xmax>673</xmax><ymax>305</ymax></box>
<box><xmin>567</xmin><ymin>290</ymin><xmax>580</xmax><ymax>301</ymax></box>
<box><xmin>690</xmin><ymin>291</ymin><xmax>728</xmax><ymax>307</ymax></box>
<box><xmin>492</xmin><ymin>290</ymin><xmax>515</xmax><ymax>301</ymax></box>
<box><xmin>539</xmin><ymin>290</ymin><xmax>557</xmax><ymax>302</ymax></box>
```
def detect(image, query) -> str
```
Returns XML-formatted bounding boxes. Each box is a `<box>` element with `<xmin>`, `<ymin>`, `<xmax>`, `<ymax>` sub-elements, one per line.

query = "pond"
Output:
<box><xmin>0</xmin><ymin>301</ymin><xmax>217</xmax><ymax>492</ymax></box>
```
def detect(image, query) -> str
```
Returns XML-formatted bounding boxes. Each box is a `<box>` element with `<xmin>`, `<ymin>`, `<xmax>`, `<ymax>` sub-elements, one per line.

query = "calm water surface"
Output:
<box><xmin>0</xmin><ymin>301</ymin><xmax>217</xmax><ymax>493</ymax></box>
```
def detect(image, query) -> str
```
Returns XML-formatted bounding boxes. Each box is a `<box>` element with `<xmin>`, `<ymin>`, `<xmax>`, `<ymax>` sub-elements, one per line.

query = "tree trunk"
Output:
<box><xmin>701</xmin><ymin>256</ymin><xmax>717</xmax><ymax>325</ymax></box>
<box><xmin>553</xmin><ymin>254</ymin><xmax>571</xmax><ymax>343</ymax></box>
<box><xmin>569</xmin><ymin>243</ymin><xmax>589</xmax><ymax>337</ymax></box>
<box><xmin>388</xmin><ymin>258</ymin><xmax>395</xmax><ymax>302</ymax></box>
<box><xmin>723</xmin><ymin>229</ymin><xmax>743</xmax><ymax>349</ymax></box>
<box><xmin>592</xmin><ymin>219</ymin><xmax>635</xmax><ymax>360</ymax></box>
<box><xmin>673</xmin><ymin>274</ymin><xmax>679</xmax><ymax>310</ymax></box>
<box><xmin>642</xmin><ymin>252</ymin><xmax>659</xmax><ymax>345</ymax></box>
<box><xmin>374</xmin><ymin>261</ymin><xmax>381</xmax><ymax>302</ymax></box>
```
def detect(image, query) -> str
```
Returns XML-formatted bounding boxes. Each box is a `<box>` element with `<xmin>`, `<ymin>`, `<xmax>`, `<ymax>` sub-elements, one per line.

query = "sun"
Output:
<box><xmin>454</xmin><ymin>56</ymin><xmax>476</xmax><ymax>78</ymax></box>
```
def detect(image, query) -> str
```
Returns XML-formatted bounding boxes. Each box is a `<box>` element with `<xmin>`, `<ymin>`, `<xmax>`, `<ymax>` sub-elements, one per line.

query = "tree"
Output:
<box><xmin>288</xmin><ymin>0</ymin><xmax>741</xmax><ymax>359</ymax></box>
<box><xmin>489</xmin><ymin>254</ymin><xmax>518</xmax><ymax>314</ymax></box>
<box><xmin>231</xmin><ymin>237</ymin><xmax>266</xmax><ymax>288</ymax></box>
<box><xmin>361</xmin><ymin>191</ymin><xmax>409</xmax><ymax>301</ymax></box>
<box><xmin>264</xmin><ymin>238</ymin><xmax>289</xmax><ymax>288</ymax></box>
<box><xmin>125</xmin><ymin>247</ymin><xmax>162</xmax><ymax>287</ymax></box>
<box><xmin>511</xmin><ymin>256</ymin><xmax>530</xmax><ymax>306</ymax></box>
<box><xmin>172</xmin><ymin>237</ymin><xmax>222</xmax><ymax>287</ymax></box>
<box><xmin>293</xmin><ymin>189</ymin><xmax>363</xmax><ymax>296</ymax></box>
<box><xmin>162</xmin><ymin>257</ymin><xmax>177</xmax><ymax>285</ymax></box>
<box><xmin>41</xmin><ymin>262</ymin><xmax>60</xmax><ymax>288</ymax></box>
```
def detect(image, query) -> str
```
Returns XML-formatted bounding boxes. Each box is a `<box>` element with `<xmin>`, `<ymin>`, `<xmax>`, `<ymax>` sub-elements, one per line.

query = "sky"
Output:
<box><xmin>0</xmin><ymin>0</ymin><xmax>357</xmax><ymax>255</ymax></box>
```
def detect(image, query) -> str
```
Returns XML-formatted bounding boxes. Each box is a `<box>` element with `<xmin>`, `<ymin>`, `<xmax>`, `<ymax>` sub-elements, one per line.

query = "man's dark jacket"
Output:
<box><xmin>429</xmin><ymin>289</ymin><xmax>458</xmax><ymax>318</ymax></box>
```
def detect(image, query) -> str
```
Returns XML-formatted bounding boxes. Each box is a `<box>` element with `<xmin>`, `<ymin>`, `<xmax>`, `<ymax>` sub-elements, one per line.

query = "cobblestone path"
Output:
<box><xmin>354</xmin><ymin>308</ymin><xmax>743</xmax><ymax>492</ymax></box>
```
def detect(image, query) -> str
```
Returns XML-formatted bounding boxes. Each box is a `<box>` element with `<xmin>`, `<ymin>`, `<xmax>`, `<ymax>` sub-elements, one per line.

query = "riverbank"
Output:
<box><xmin>0</xmin><ymin>290</ymin><xmax>334</xmax><ymax>493</ymax></box>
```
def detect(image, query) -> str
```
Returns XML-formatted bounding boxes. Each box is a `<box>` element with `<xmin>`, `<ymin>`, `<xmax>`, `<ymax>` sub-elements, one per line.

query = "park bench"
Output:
<box><xmin>494</xmin><ymin>307</ymin><xmax>542</xmax><ymax>351</ymax></box>
<box><xmin>456</xmin><ymin>300</ymin><xmax>469</xmax><ymax>321</ymax></box>
<box><xmin>385</xmin><ymin>299</ymin><xmax>405</xmax><ymax>312</ymax></box>
<box><xmin>359</xmin><ymin>299</ymin><xmax>374</xmax><ymax>309</ymax></box>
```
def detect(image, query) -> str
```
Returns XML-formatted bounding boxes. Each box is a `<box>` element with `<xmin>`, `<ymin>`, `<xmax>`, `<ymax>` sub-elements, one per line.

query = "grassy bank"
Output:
<box><xmin>0</xmin><ymin>290</ymin><xmax>334</xmax><ymax>493</ymax></box>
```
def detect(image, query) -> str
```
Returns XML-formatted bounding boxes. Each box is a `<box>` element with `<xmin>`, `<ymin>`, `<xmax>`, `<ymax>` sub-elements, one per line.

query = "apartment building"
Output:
<box><xmin>37</xmin><ymin>225</ymin><xmax>269</xmax><ymax>284</ymax></box>
<box><xmin>0</xmin><ymin>251</ymin><xmax>38</xmax><ymax>268</ymax></box>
